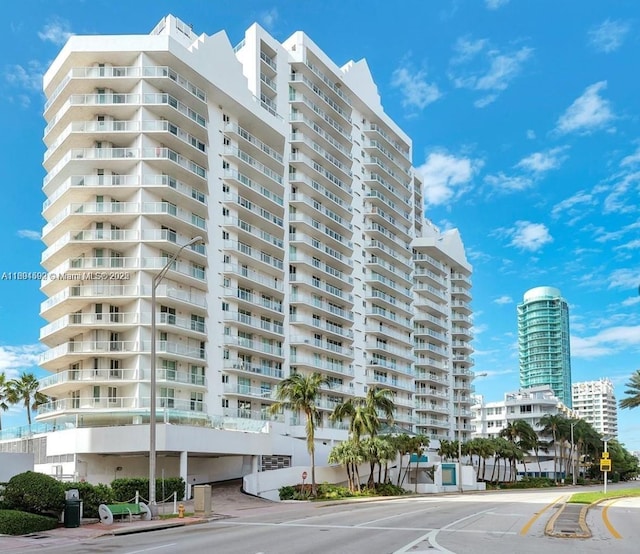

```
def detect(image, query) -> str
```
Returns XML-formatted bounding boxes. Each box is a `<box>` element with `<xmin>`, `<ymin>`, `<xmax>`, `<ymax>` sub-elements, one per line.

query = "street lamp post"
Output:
<box><xmin>602</xmin><ymin>435</ymin><xmax>611</xmax><ymax>495</ymax></box>
<box><xmin>149</xmin><ymin>236</ymin><xmax>202</xmax><ymax>512</ymax></box>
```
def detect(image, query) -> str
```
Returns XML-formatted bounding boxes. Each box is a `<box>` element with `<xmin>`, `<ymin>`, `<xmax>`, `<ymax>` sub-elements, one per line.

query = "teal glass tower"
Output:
<box><xmin>518</xmin><ymin>286</ymin><xmax>572</xmax><ymax>407</ymax></box>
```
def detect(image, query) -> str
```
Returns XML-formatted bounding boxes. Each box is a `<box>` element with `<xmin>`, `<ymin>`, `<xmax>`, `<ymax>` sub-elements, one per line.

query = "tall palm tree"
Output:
<box><xmin>9</xmin><ymin>372</ymin><xmax>47</xmax><ymax>426</ymax></box>
<box><xmin>269</xmin><ymin>371</ymin><xmax>328</xmax><ymax>496</ymax></box>
<box><xmin>540</xmin><ymin>414</ymin><xmax>566</xmax><ymax>482</ymax></box>
<box><xmin>332</xmin><ymin>387</ymin><xmax>395</xmax><ymax>442</ymax></box>
<box><xmin>500</xmin><ymin>420</ymin><xmax>537</xmax><ymax>475</ymax></box>
<box><xmin>0</xmin><ymin>371</ymin><xmax>15</xmax><ymax>431</ymax></box>
<box><xmin>620</xmin><ymin>369</ymin><xmax>640</xmax><ymax>409</ymax></box>
<box><xmin>328</xmin><ymin>439</ymin><xmax>364</xmax><ymax>492</ymax></box>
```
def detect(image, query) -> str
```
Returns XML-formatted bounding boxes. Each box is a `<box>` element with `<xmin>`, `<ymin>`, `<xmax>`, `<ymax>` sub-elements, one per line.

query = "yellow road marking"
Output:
<box><xmin>520</xmin><ymin>495</ymin><xmax>565</xmax><ymax>536</ymax></box>
<box><xmin>602</xmin><ymin>498</ymin><xmax>622</xmax><ymax>539</ymax></box>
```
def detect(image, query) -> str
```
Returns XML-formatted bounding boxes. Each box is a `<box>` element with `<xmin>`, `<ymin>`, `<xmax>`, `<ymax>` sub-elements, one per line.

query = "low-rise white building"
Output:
<box><xmin>471</xmin><ymin>386</ymin><xmax>579</xmax><ymax>478</ymax></box>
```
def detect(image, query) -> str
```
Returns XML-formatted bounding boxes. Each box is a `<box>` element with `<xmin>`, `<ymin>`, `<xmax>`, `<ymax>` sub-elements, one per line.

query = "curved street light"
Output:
<box><xmin>149</xmin><ymin>236</ymin><xmax>203</xmax><ymax>512</ymax></box>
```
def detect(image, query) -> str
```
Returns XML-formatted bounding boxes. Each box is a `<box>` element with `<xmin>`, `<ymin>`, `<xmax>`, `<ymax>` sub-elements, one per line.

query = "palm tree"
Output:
<box><xmin>540</xmin><ymin>414</ymin><xmax>566</xmax><ymax>482</ymax></box>
<box><xmin>269</xmin><ymin>371</ymin><xmax>328</xmax><ymax>496</ymax></box>
<box><xmin>500</xmin><ymin>420</ymin><xmax>537</xmax><ymax>476</ymax></box>
<box><xmin>328</xmin><ymin>439</ymin><xmax>364</xmax><ymax>492</ymax></box>
<box><xmin>332</xmin><ymin>387</ymin><xmax>395</xmax><ymax>442</ymax></box>
<box><xmin>0</xmin><ymin>371</ymin><xmax>15</xmax><ymax>431</ymax></box>
<box><xmin>620</xmin><ymin>369</ymin><xmax>640</xmax><ymax>409</ymax></box>
<box><xmin>9</xmin><ymin>372</ymin><xmax>47</xmax><ymax>427</ymax></box>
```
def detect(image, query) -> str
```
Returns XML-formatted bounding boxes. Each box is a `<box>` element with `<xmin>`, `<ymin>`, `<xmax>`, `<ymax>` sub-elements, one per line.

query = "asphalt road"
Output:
<box><xmin>11</xmin><ymin>484</ymin><xmax>640</xmax><ymax>554</ymax></box>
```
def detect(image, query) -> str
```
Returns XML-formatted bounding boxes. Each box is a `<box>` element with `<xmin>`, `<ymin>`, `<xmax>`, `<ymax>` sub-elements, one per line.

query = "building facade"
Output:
<box><xmin>572</xmin><ymin>379</ymin><xmax>618</xmax><ymax>438</ymax></box>
<box><xmin>1</xmin><ymin>15</ymin><xmax>475</xmax><ymax>485</ymax></box>
<box><xmin>471</xmin><ymin>386</ymin><xmax>579</xmax><ymax>478</ymax></box>
<box><xmin>518</xmin><ymin>286</ymin><xmax>572</xmax><ymax>407</ymax></box>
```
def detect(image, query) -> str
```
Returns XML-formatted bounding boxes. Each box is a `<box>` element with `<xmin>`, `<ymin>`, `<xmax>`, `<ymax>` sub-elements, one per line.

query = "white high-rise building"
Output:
<box><xmin>572</xmin><ymin>379</ymin><xmax>618</xmax><ymax>438</ymax></box>
<box><xmin>0</xmin><ymin>15</ymin><xmax>475</xmax><ymax>486</ymax></box>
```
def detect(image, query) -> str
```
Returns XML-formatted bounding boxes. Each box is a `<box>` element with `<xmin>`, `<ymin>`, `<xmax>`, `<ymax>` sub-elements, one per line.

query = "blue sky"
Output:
<box><xmin>0</xmin><ymin>1</ymin><xmax>638</xmax><ymax>448</ymax></box>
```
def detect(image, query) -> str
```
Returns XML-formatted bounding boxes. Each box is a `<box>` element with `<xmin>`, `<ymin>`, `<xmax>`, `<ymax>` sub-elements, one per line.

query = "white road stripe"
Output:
<box><xmin>210</xmin><ymin>520</ymin><xmax>516</xmax><ymax>535</ymax></box>
<box><xmin>125</xmin><ymin>544</ymin><xmax>177</xmax><ymax>554</ymax></box>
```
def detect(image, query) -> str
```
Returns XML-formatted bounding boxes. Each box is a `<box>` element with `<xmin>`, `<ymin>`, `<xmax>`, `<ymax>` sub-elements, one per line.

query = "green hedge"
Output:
<box><xmin>63</xmin><ymin>482</ymin><xmax>115</xmax><ymax>518</ymax></box>
<box><xmin>4</xmin><ymin>472</ymin><xmax>65</xmax><ymax>515</ymax></box>
<box><xmin>0</xmin><ymin>510</ymin><xmax>58</xmax><ymax>535</ymax></box>
<box><xmin>111</xmin><ymin>477</ymin><xmax>185</xmax><ymax>503</ymax></box>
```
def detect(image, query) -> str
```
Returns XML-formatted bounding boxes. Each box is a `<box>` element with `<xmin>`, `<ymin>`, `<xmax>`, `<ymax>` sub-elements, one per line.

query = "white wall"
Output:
<box><xmin>244</xmin><ymin>463</ymin><xmax>371</xmax><ymax>501</ymax></box>
<box><xmin>0</xmin><ymin>453</ymin><xmax>34</xmax><ymax>482</ymax></box>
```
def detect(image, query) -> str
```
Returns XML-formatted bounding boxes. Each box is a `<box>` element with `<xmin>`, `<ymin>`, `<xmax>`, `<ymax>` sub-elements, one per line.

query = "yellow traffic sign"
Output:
<box><xmin>601</xmin><ymin>452</ymin><xmax>610</xmax><ymax>459</ymax></box>
<box><xmin>600</xmin><ymin>460</ymin><xmax>612</xmax><ymax>472</ymax></box>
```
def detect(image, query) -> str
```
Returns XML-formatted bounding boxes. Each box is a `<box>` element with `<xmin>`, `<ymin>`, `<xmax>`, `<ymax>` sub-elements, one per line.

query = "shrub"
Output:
<box><xmin>499</xmin><ymin>477</ymin><xmax>556</xmax><ymax>489</ymax></box>
<box><xmin>111</xmin><ymin>477</ymin><xmax>185</xmax><ymax>503</ymax></box>
<box><xmin>279</xmin><ymin>485</ymin><xmax>296</xmax><ymax>500</ymax></box>
<box><xmin>63</xmin><ymin>482</ymin><xmax>115</xmax><ymax>519</ymax></box>
<box><xmin>4</xmin><ymin>472</ymin><xmax>65</xmax><ymax>516</ymax></box>
<box><xmin>373</xmin><ymin>482</ymin><xmax>408</xmax><ymax>496</ymax></box>
<box><xmin>0</xmin><ymin>482</ymin><xmax>8</xmax><ymax>510</ymax></box>
<box><xmin>0</xmin><ymin>509</ymin><xmax>58</xmax><ymax>535</ymax></box>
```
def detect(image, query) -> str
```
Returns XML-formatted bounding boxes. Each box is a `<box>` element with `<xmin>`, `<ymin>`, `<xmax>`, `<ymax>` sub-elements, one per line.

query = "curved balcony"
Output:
<box><xmin>43</xmin><ymin>174</ymin><xmax>140</xmax><ymax>210</ymax></box>
<box><xmin>223</xmin><ymin>360</ymin><xmax>284</xmax><ymax>382</ymax></box>
<box><xmin>39</xmin><ymin>368</ymin><xmax>142</xmax><ymax>394</ymax></box>
<box><xmin>223</xmin><ymin>311</ymin><xmax>284</xmax><ymax>340</ymax></box>
<box><xmin>289</xmin><ymin>355</ymin><xmax>353</xmax><ymax>377</ymax></box>
<box><xmin>40</xmin><ymin>311</ymin><xmax>140</xmax><ymax>345</ymax></box>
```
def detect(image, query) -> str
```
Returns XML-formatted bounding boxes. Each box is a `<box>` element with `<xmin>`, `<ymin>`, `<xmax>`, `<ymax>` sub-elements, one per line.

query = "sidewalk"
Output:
<box><xmin>0</xmin><ymin>499</ymin><xmax>230</xmax><ymax>551</ymax></box>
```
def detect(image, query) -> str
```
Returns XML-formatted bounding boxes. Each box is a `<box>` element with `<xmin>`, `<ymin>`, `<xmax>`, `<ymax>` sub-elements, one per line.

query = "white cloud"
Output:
<box><xmin>526</xmin><ymin>129</ymin><xmax>536</xmax><ymax>140</ymax></box>
<box><xmin>493</xmin><ymin>295</ymin><xmax>513</xmax><ymax>305</ymax></box>
<box><xmin>551</xmin><ymin>190</ymin><xmax>596</xmax><ymax>224</ymax></box>
<box><xmin>416</xmin><ymin>150</ymin><xmax>483</xmax><ymax>206</ymax></box>
<box><xmin>622</xmin><ymin>297</ymin><xmax>640</xmax><ymax>307</ymax></box>
<box><xmin>516</xmin><ymin>146</ymin><xmax>569</xmax><ymax>173</ymax></box>
<box><xmin>17</xmin><ymin>229</ymin><xmax>41</xmax><ymax>240</ymax></box>
<box><xmin>391</xmin><ymin>64</ymin><xmax>441</xmax><ymax>113</ymax></box>
<box><xmin>608</xmin><ymin>268</ymin><xmax>640</xmax><ymax>290</ymax></box>
<box><xmin>621</xmin><ymin>146</ymin><xmax>640</xmax><ymax>167</ymax></box>
<box><xmin>452</xmin><ymin>37</ymin><xmax>488</xmax><ymax>64</ymax></box>
<box><xmin>38</xmin><ymin>17</ymin><xmax>73</xmax><ymax>46</ymax></box>
<box><xmin>603</xmin><ymin>171</ymin><xmax>640</xmax><ymax>214</ymax></box>
<box><xmin>475</xmin><ymin>47</ymin><xmax>533</xmax><ymax>91</ymax></box>
<box><xmin>483</xmin><ymin>172</ymin><xmax>533</xmax><ymax>192</ymax></box>
<box><xmin>4</xmin><ymin>60</ymin><xmax>44</xmax><ymax>92</ymax></box>
<box><xmin>449</xmin><ymin>42</ymin><xmax>533</xmax><ymax>108</ymax></box>
<box><xmin>0</xmin><ymin>344</ymin><xmax>45</xmax><ymax>378</ymax></box>
<box><xmin>485</xmin><ymin>0</ymin><xmax>510</xmax><ymax>9</ymax></box>
<box><xmin>616</xmin><ymin>239</ymin><xmax>640</xmax><ymax>251</ymax></box>
<box><xmin>588</xmin><ymin>19</ymin><xmax>631</xmax><ymax>53</ymax></box>
<box><xmin>506</xmin><ymin>221</ymin><xmax>553</xmax><ymax>251</ymax></box>
<box><xmin>572</xmin><ymin>326</ymin><xmax>640</xmax><ymax>358</ymax></box>
<box><xmin>555</xmin><ymin>81</ymin><xmax>615</xmax><ymax>135</ymax></box>
<box><xmin>259</xmin><ymin>8</ymin><xmax>278</xmax><ymax>30</ymax></box>
<box><xmin>474</xmin><ymin>94</ymin><xmax>498</xmax><ymax>108</ymax></box>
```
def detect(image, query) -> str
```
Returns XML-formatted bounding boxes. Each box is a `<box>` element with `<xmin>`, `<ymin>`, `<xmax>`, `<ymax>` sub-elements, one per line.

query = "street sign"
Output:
<box><xmin>600</xmin><ymin>459</ymin><xmax>612</xmax><ymax>472</ymax></box>
<box><xmin>601</xmin><ymin>452</ymin><xmax>610</xmax><ymax>459</ymax></box>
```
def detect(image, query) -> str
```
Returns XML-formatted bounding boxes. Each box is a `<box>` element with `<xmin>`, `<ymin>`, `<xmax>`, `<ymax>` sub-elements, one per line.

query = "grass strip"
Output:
<box><xmin>568</xmin><ymin>488</ymin><xmax>640</xmax><ymax>504</ymax></box>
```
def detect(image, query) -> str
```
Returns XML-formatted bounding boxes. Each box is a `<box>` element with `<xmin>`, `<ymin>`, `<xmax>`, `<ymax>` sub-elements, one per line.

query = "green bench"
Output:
<box><xmin>98</xmin><ymin>502</ymin><xmax>151</xmax><ymax>524</ymax></box>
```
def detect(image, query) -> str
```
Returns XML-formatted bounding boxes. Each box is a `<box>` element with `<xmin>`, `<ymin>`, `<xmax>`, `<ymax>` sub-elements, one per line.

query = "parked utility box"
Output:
<box><xmin>193</xmin><ymin>485</ymin><xmax>211</xmax><ymax>516</ymax></box>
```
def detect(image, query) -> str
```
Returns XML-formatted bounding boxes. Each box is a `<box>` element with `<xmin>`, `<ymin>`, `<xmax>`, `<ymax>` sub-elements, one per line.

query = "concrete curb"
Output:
<box><xmin>544</xmin><ymin>499</ymin><xmax>591</xmax><ymax>539</ymax></box>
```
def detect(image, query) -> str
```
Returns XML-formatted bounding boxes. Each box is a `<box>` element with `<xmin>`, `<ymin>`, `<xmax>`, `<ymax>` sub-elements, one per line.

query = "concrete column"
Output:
<box><xmin>179</xmin><ymin>451</ymin><xmax>188</xmax><ymax>499</ymax></box>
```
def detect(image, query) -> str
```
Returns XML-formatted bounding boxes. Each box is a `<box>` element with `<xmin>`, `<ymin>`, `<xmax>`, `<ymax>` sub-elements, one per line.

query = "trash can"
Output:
<box><xmin>64</xmin><ymin>489</ymin><xmax>81</xmax><ymax>528</ymax></box>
